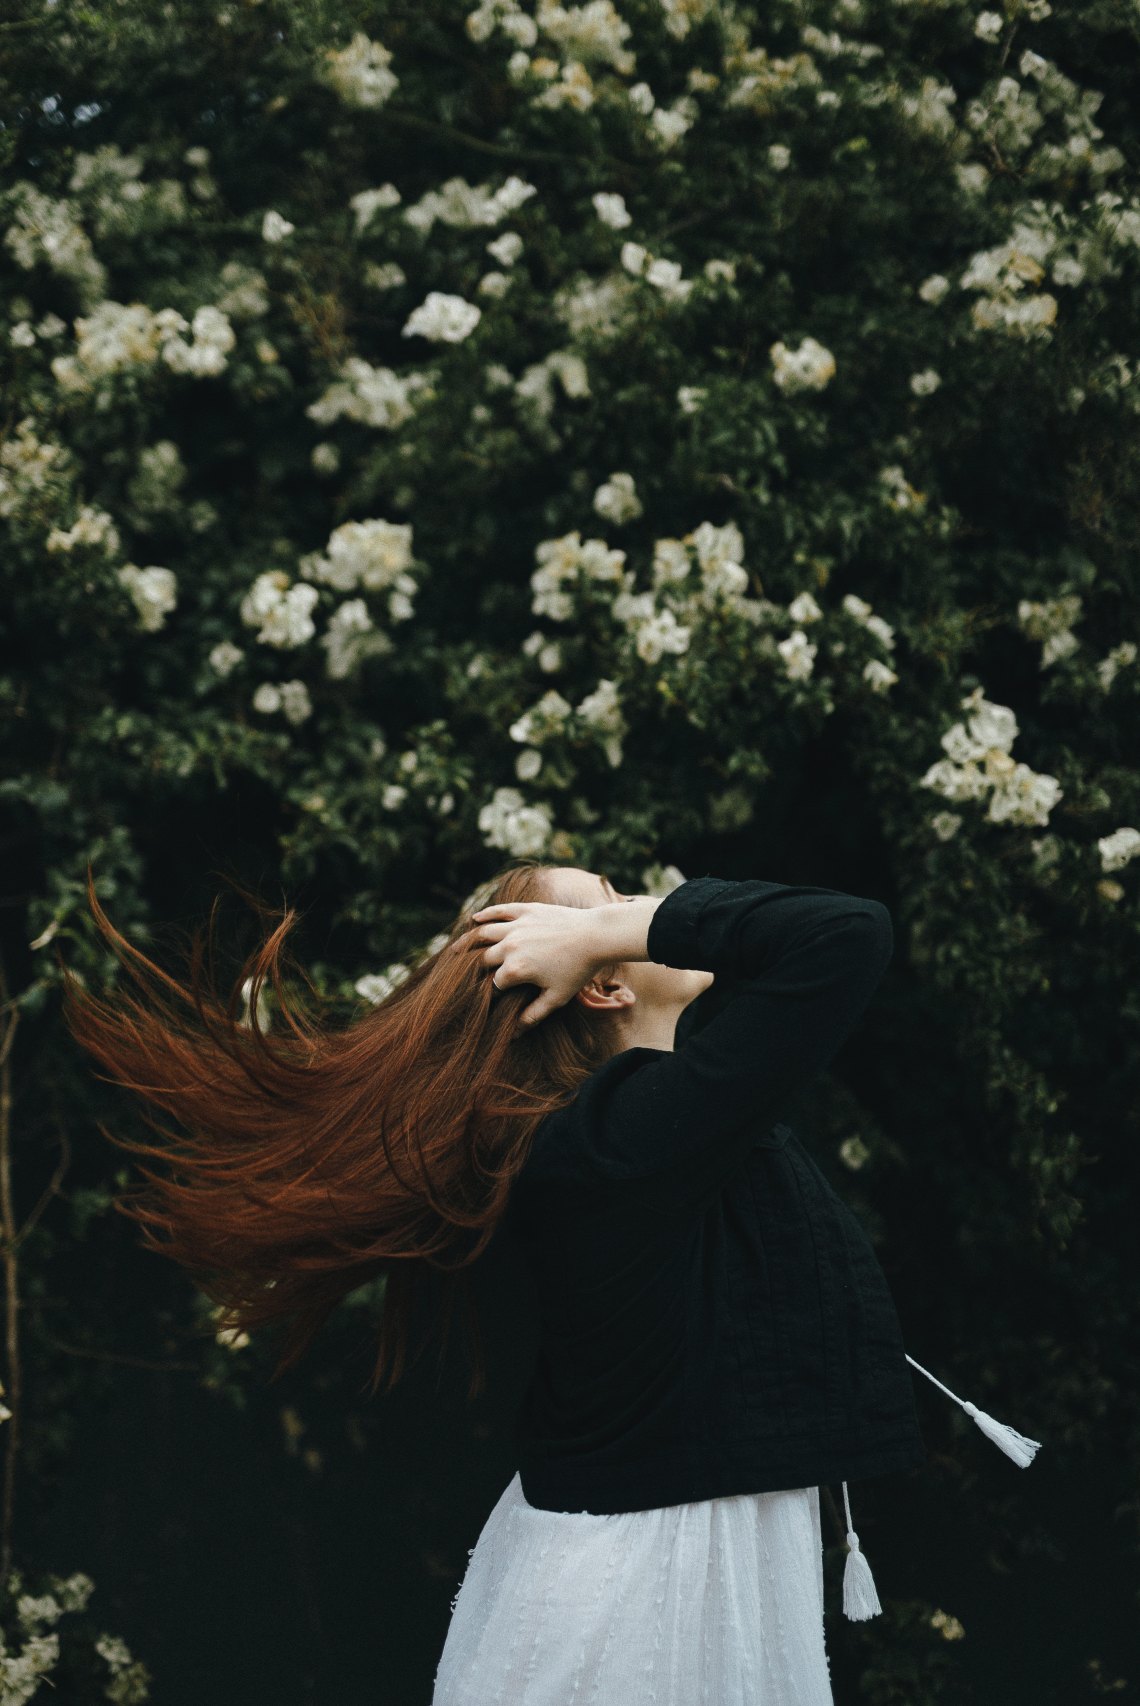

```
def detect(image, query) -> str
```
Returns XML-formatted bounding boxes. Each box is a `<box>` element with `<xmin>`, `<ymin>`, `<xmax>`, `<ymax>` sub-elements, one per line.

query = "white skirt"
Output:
<box><xmin>430</xmin><ymin>1470</ymin><xmax>834</xmax><ymax>1706</ymax></box>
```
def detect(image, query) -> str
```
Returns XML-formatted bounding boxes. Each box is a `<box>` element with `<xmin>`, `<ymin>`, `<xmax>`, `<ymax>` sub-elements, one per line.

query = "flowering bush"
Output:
<box><xmin>2</xmin><ymin>0</ymin><xmax>1137</xmax><ymax>1695</ymax></box>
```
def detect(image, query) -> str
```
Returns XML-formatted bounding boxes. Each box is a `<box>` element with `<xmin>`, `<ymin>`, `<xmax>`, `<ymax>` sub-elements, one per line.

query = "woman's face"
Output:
<box><xmin>543</xmin><ymin>866</ymin><xmax>714</xmax><ymax>1023</ymax></box>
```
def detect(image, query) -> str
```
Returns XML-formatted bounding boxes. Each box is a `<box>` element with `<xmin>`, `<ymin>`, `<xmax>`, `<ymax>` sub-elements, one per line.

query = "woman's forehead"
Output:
<box><xmin>546</xmin><ymin>866</ymin><xmax>608</xmax><ymax>905</ymax></box>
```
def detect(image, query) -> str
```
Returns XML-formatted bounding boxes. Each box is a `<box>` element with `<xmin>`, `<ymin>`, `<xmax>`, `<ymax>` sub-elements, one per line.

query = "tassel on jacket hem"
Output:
<box><xmin>835</xmin><ymin>1351</ymin><xmax>1043</xmax><ymax>1621</ymax></box>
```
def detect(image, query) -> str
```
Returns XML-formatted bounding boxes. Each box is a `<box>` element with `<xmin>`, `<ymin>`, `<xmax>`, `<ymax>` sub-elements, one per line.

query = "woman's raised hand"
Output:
<box><xmin>453</xmin><ymin>901</ymin><xmax>606</xmax><ymax>1029</ymax></box>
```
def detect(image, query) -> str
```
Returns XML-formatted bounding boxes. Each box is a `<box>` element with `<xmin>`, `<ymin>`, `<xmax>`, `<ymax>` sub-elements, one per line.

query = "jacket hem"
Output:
<box><xmin>514</xmin><ymin>1430</ymin><xmax>929</xmax><ymax>1515</ymax></box>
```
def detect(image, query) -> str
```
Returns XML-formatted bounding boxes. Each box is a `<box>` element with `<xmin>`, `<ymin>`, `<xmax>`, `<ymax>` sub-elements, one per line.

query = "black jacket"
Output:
<box><xmin>506</xmin><ymin>874</ymin><xmax>928</xmax><ymax>1516</ymax></box>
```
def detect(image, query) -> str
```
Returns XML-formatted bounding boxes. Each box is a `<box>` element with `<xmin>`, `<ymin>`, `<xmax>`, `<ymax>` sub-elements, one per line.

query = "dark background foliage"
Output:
<box><xmin>1</xmin><ymin>0</ymin><xmax>1138</xmax><ymax>1698</ymax></box>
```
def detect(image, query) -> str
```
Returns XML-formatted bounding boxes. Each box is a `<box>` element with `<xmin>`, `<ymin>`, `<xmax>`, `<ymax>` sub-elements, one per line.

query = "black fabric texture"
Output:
<box><xmin>506</xmin><ymin>875</ymin><xmax>927</xmax><ymax>1515</ymax></box>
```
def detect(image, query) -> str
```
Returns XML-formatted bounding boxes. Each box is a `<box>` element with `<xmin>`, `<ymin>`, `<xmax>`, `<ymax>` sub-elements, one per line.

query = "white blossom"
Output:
<box><xmin>769</xmin><ymin>335</ymin><xmax>836</xmax><ymax>393</ymax></box>
<box><xmin>509</xmin><ymin>688</ymin><xmax>573</xmax><ymax>744</ymax></box>
<box><xmin>240</xmin><ymin>571</ymin><xmax>320</xmax><ymax>649</ymax></box>
<box><xmin>1017</xmin><ymin>594</ymin><xmax>1083</xmax><ymax>669</ymax></box>
<box><xmin>261</xmin><ymin>209</ymin><xmax>294</xmax><ymax>242</ymax></box>
<box><xmin>576</xmin><ymin>676</ymin><xmax>626</xmax><ymax>766</ymax></box>
<box><xmin>401</xmin><ymin>291</ymin><xmax>482</xmax><ymax>343</ymax></box>
<box><xmin>592</xmin><ymin>471</ymin><xmax>642</xmax><ymax>524</ymax></box>
<box><xmin>354</xmin><ymin>964</ymin><xmax>410</xmax><ymax>1005</ymax></box>
<box><xmin>777</xmin><ymin>629</ymin><xmax>817</xmax><ymax>680</ymax></box>
<box><xmin>478</xmin><ymin>786</ymin><xmax>554</xmax><ymax>856</ymax></box>
<box><xmin>321</xmin><ymin>33</ymin><xmax>399</xmax><ymax>109</ymax></box>
<box><xmin>634</xmin><ymin>607</ymin><xmax>691</xmax><ymax>664</ymax></box>
<box><xmin>918</xmin><ymin>273</ymin><xmax>951</xmax><ymax>304</ymax></box>
<box><xmin>118</xmin><ymin>564</ymin><xmax>177</xmax><ymax>632</ymax></box>
<box><xmin>209</xmin><ymin>640</ymin><xmax>245</xmax><ymax>677</ymax></box>
<box><xmin>349</xmin><ymin>183</ymin><xmax>401</xmax><ymax>233</ymax></box>
<box><xmin>788</xmin><ymin>591</ymin><xmax>822</xmax><ymax>624</ymax></box>
<box><xmin>487</xmin><ymin>230</ymin><xmax>523</xmax><ymax>265</ymax></box>
<box><xmin>1098</xmin><ymin>827</ymin><xmax>1140</xmax><ymax>873</ymax></box>
<box><xmin>592</xmin><ymin>191</ymin><xmax>631</xmax><ymax>228</ymax></box>
<box><xmin>863</xmin><ymin>658</ymin><xmax>898</xmax><ymax>694</ymax></box>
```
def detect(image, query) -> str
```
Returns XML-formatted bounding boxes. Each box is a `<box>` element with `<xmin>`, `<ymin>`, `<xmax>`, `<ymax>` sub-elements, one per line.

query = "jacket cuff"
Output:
<box><xmin>645</xmin><ymin>875</ymin><xmax>724</xmax><ymax>970</ymax></box>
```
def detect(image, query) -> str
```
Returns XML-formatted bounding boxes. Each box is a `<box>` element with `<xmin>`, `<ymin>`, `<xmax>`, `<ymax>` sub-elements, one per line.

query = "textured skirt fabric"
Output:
<box><xmin>430</xmin><ymin>1470</ymin><xmax>834</xmax><ymax>1705</ymax></box>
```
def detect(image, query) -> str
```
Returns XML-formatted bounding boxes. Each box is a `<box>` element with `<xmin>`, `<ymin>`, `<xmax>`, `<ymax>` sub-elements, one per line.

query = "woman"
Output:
<box><xmin>63</xmin><ymin>858</ymin><xmax>1041</xmax><ymax>1704</ymax></box>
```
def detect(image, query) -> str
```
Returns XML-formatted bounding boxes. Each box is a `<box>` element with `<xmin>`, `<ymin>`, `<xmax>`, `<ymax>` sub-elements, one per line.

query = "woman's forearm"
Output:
<box><xmin>586</xmin><ymin>896</ymin><xmax>663</xmax><ymax>965</ymax></box>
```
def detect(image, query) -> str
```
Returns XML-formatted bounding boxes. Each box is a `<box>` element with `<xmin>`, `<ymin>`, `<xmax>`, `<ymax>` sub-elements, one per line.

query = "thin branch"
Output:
<box><xmin>10</xmin><ymin>1127</ymin><xmax>70</xmax><ymax>1252</ymax></box>
<box><xmin>0</xmin><ymin>959</ymin><xmax>21</xmax><ymax>1581</ymax></box>
<box><xmin>32</xmin><ymin>1326</ymin><xmax>200</xmax><ymax>1376</ymax></box>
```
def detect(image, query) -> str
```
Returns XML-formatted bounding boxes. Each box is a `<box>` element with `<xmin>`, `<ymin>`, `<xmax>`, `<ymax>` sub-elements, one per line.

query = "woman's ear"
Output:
<box><xmin>576</xmin><ymin>974</ymin><xmax>636</xmax><ymax>1013</ymax></box>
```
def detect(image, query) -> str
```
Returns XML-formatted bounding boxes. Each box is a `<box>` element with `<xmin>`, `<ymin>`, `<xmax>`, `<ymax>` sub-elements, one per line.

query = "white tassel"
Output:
<box><xmin>840</xmin><ymin>1480</ymin><xmax>883</xmax><ymax>1621</ymax></box>
<box><xmin>905</xmin><ymin>1354</ymin><xmax>1043</xmax><ymax>1467</ymax></box>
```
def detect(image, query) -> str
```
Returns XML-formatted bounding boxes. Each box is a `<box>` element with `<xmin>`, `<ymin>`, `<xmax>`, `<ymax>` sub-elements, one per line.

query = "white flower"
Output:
<box><xmin>592</xmin><ymin>191</ymin><xmax>632</xmax><ymax>228</ymax></box>
<box><xmin>209</xmin><ymin>640</ymin><xmax>245</xmax><ymax>677</ymax></box>
<box><xmin>240</xmin><ymin>570</ymin><xmax>320</xmax><ymax>649</ymax></box>
<box><xmin>865</xmin><ymin>613</ymin><xmax>895</xmax><ymax>650</ymax></box>
<box><xmin>768</xmin><ymin>143</ymin><xmax>791</xmax><ymax>170</ymax></box>
<box><xmin>918</xmin><ymin>273</ymin><xmax>951</xmax><ymax>304</ymax></box>
<box><xmin>515</xmin><ymin>747</ymin><xmax>543</xmax><ymax>780</ymax></box>
<box><xmin>770</xmin><ymin>335</ymin><xmax>836</xmax><ymax>393</ymax></box>
<box><xmin>1017</xmin><ymin>595</ymin><xmax>1083</xmax><ymax>670</ymax></box>
<box><xmin>301</xmin><ymin>517</ymin><xmax>415</xmax><ymax>593</ymax></box>
<box><xmin>593</xmin><ymin>471</ymin><xmax>642</xmax><ymax>525</ymax></box>
<box><xmin>931</xmin><ymin>811</ymin><xmax>963</xmax><ymax>842</ymax></box>
<box><xmin>677</xmin><ymin>384</ymin><xmax>706</xmax><ymax>414</ymax></box>
<box><xmin>509</xmin><ymin>688</ymin><xmax>573</xmax><ymax>745</ymax></box>
<box><xmin>974</xmin><ymin>10</ymin><xmax>1004</xmax><ymax>42</ymax></box>
<box><xmin>486</xmin><ymin>230</ymin><xmax>523</xmax><ymax>265</ymax></box>
<box><xmin>1098</xmin><ymin>826</ymin><xmax>1140</xmax><ymax>873</ymax></box>
<box><xmin>863</xmin><ymin>658</ymin><xmax>898</xmax><ymax>694</ymax></box>
<box><xmin>641</xmin><ymin>861</ymin><xmax>687</xmax><ymax>897</ymax></box>
<box><xmin>349</xmin><ymin>183</ymin><xmax>401</xmax><ymax>233</ymax></box>
<box><xmin>687</xmin><ymin>519</ymin><xmax>748</xmax><ymax>596</ymax></box>
<box><xmin>382</xmin><ymin>783</ymin><xmax>408</xmax><ymax>810</ymax></box>
<box><xmin>319</xmin><ymin>596</ymin><xmax>392</xmax><ymax>679</ymax></box>
<box><xmin>921</xmin><ymin>686</ymin><xmax>1063</xmax><ymax>828</ymax></box>
<box><xmin>215</xmin><ymin>1323</ymin><xmax>251</xmax><ymax>1351</ymax></box>
<box><xmin>987</xmin><ymin>765</ymin><xmax>1063</xmax><ymax>828</ymax></box>
<box><xmin>652</xmin><ymin>538</ymin><xmax>690</xmax><ymax>587</ymax></box>
<box><xmin>10</xmin><ymin>320</ymin><xmax>35</xmax><ymax>348</ymax></box>
<box><xmin>1095</xmin><ymin>640</ymin><xmax>1137</xmax><ymax>693</ymax></box>
<box><xmin>354</xmin><ymin>964</ymin><xmax>410</xmax><ymax>1005</ymax></box>
<box><xmin>321</xmin><ymin>32</ymin><xmax>398</xmax><ymax>108</ymax></box>
<box><xmin>478</xmin><ymin>787</ymin><xmax>554</xmax><ymax>857</ymax></box>
<box><xmin>401</xmin><ymin>291</ymin><xmax>481</xmax><ymax>343</ymax></box>
<box><xmin>254</xmin><ymin>679</ymin><xmax>312</xmax><ymax>724</ymax></box>
<box><xmin>777</xmin><ymin>629</ymin><xmax>817</xmax><ymax>680</ymax></box>
<box><xmin>788</xmin><ymin>591</ymin><xmax>823</xmax><ymax>624</ymax></box>
<box><xmin>261</xmin><ymin>210</ymin><xmax>294</xmax><ymax>243</ymax></box>
<box><xmin>363</xmin><ymin>260</ymin><xmax>407</xmax><ymax>292</ymax></box>
<box><xmin>910</xmin><ymin>368</ymin><xmax>942</xmax><ymax>395</ymax></box>
<box><xmin>704</xmin><ymin>259</ymin><xmax>736</xmax><ymax>285</ymax></box>
<box><xmin>620</xmin><ymin>240</ymin><xmax>649</xmax><ymax>276</ymax></box>
<box><xmin>635</xmin><ymin>607</ymin><xmax>691</xmax><ymax>664</ymax></box>
<box><xmin>478</xmin><ymin>270</ymin><xmax>511</xmax><ymax>298</ymax></box>
<box><xmin>576</xmin><ymin>676</ymin><xmax>626</xmax><ymax>767</ymax></box>
<box><xmin>252</xmin><ymin>682</ymin><xmax>282</xmax><ymax>714</ymax></box>
<box><xmin>118</xmin><ymin>564</ymin><xmax>177</xmax><ymax>632</ymax></box>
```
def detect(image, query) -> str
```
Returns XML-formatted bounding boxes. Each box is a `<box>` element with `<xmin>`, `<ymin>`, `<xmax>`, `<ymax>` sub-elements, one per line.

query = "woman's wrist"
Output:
<box><xmin>585</xmin><ymin>895</ymin><xmax>662</xmax><ymax>967</ymax></box>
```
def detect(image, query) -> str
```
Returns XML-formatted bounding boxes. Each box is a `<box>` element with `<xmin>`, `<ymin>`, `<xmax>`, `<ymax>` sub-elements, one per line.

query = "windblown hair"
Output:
<box><xmin>59</xmin><ymin>858</ymin><xmax>624</xmax><ymax>1401</ymax></box>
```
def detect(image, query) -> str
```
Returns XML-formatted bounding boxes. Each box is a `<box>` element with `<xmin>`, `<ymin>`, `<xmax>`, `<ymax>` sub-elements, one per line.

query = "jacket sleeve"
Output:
<box><xmin>561</xmin><ymin>875</ymin><xmax>894</xmax><ymax>1195</ymax></box>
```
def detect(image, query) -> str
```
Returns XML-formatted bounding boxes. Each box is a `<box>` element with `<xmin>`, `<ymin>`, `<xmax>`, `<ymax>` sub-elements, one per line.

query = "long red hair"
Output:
<box><xmin>59</xmin><ymin>858</ymin><xmax>622</xmax><ymax>1400</ymax></box>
